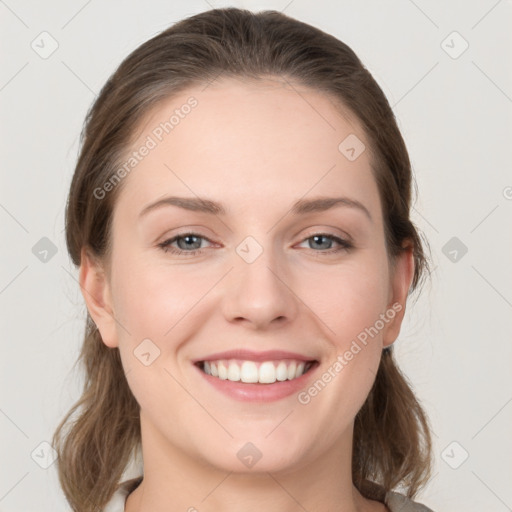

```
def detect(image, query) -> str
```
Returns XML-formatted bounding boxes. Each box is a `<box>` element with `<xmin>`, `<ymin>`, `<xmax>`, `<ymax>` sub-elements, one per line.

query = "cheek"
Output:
<box><xmin>296</xmin><ymin>259</ymin><xmax>389</xmax><ymax>413</ymax></box>
<box><xmin>111</xmin><ymin>262</ymin><xmax>203</xmax><ymax>419</ymax></box>
<box><xmin>111</xmin><ymin>258</ymin><xmax>212</xmax><ymax>340</ymax></box>
<box><xmin>305</xmin><ymin>257</ymin><xmax>390</xmax><ymax>338</ymax></box>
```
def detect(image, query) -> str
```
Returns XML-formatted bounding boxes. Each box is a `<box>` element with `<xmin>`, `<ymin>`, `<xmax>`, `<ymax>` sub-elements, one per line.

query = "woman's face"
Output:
<box><xmin>82</xmin><ymin>77</ymin><xmax>413</xmax><ymax>475</ymax></box>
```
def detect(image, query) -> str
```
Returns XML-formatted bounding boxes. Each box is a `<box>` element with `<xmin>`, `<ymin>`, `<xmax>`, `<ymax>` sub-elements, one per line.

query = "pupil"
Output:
<box><xmin>181</xmin><ymin>235</ymin><xmax>200</xmax><ymax>250</ymax></box>
<box><xmin>313</xmin><ymin>235</ymin><xmax>329</xmax><ymax>249</ymax></box>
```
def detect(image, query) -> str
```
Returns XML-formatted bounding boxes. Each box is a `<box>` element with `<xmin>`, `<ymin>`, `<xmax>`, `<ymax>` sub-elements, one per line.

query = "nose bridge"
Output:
<box><xmin>221</xmin><ymin>233</ymin><xmax>297</xmax><ymax>327</ymax></box>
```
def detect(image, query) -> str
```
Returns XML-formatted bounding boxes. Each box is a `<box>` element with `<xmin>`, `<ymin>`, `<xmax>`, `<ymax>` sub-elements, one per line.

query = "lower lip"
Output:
<box><xmin>194</xmin><ymin>362</ymin><xmax>319</xmax><ymax>402</ymax></box>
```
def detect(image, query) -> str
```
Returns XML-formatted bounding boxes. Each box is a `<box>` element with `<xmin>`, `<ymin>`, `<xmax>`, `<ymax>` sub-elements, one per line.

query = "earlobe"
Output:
<box><xmin>382</xmin><ymin>244</ymin><xmax>415</xmax><ymax>348</ymax></box>
<box><xmin>79</xmin><ymin>247</ymin><xmax>119</xmax><ymax>348</ymax></box>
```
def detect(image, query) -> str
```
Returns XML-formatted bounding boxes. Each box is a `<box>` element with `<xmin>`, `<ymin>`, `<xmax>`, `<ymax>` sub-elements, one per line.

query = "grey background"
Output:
<box><xmin>1</xmin><ymin>0</ymin><xmax>511</xmax><ymax>510</ymax></box>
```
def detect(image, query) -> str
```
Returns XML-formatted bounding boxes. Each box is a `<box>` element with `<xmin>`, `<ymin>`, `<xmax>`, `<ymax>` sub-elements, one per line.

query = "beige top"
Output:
<box><xmin>103</xmin><ymin>477</ymin><xmax>435</xmax><ymax>512</ymax></box>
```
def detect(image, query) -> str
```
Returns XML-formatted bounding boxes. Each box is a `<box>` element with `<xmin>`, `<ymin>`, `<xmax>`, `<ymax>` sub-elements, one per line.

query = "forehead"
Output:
<box><xmin>114</xmin><ymin>76</ymin><xmax>380</xmax><ymax>222</ymax></box>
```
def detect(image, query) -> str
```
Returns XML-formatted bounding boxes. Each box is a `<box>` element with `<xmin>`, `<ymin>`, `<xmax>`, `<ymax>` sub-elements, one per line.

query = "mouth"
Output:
<box><xmin>196</xmin><ymin>358</ymin><xmax>317</xmax><ymax>384</ymax></box>
<box><xmin>192</xmin><ymin>349</ymin><xmax>320</xmax><ymax>402</ymax></box>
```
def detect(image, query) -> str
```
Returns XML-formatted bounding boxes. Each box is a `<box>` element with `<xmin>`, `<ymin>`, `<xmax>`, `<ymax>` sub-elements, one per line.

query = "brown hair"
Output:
<box><xmin>53</xmin><ymin>7</ymin><xmax>433</xmax><ymax>510</ymax></box>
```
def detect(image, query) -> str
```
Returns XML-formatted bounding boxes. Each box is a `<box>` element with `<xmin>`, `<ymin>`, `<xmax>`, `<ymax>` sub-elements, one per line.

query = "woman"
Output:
<box><xmin>53</xmin><ymin>7</ymin><xmax>435</xmax><ymax>512</ymax></box>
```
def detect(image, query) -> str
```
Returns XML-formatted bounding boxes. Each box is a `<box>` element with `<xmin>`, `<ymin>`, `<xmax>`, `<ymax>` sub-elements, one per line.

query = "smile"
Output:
<box><xmin>193</xmin><ymin>349</ymin><xmax>320</xmax><ymax>402</ymax></box>
<box><xmin>199</xmin><ymin>359</ymin><xmax>315</xmax><ymax>384</ymax></box>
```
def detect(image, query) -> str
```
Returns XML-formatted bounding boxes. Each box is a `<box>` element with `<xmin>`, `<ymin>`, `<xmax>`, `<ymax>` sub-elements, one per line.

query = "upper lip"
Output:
<box><xmin>193</xmin><ymin>349</ymin><xmax>317</xmax><ymax>363</ymax></box>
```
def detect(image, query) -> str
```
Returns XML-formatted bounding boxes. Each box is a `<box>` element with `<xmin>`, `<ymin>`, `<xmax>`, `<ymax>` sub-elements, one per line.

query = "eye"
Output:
<box><xmin>157</xmin><ymin>232</ymin><xmax>353</xmax><ymax>257</ymax></box>
<box><xmin>158</xmin><ymin>232</ymin><xmax>214</xmax><ymax>256</ymax></box>
<box><xmin>297</xmin><ymin>233</ymin><xmax>353</xmax><ymax>255</ymax></box>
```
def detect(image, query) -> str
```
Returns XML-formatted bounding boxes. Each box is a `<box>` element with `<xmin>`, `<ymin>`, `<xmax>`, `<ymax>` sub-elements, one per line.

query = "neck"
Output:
<box><xmin>124</xmin><ymin>418</ymin><xmax>380</xmax><ymax>512</ymax></box>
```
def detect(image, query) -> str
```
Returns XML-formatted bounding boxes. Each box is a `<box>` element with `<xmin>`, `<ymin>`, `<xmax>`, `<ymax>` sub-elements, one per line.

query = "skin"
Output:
<box><xmin>81</xmin><ymin>76</ymin><xmax>414</xmax><ymax>512</ymax></box>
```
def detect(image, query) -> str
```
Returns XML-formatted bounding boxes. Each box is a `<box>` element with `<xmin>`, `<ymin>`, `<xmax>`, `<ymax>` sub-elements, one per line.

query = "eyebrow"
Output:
<box><xmin>138</xmin><ymin>195</ymin><xmax>372</xmax><ymax>221</ymax></box>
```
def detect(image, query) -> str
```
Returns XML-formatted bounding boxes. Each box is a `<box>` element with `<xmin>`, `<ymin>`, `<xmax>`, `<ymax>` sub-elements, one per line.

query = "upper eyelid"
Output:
<box><xmin>165</xmin><ymin>227</ymin><xmax>351</xmax><ymax>238</ymax></box>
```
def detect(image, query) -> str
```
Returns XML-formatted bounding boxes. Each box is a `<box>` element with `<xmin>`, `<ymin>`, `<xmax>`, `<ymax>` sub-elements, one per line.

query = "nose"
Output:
<box><xmin>220</xmin><ymin>244</ymin><xmax>299</xmax><ymax>330</ymax></box>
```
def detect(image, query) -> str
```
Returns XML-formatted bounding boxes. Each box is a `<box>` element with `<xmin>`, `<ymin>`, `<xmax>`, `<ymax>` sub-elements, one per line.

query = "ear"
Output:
<box><xmin>79</xmin><ymin>247</ymin><xmax>119</xmax><ymax>348</ymax></box>
<box><xmin>382</xmin><ymin>242</ymin><xmax>415</xmax><ymax>348</ymax></box>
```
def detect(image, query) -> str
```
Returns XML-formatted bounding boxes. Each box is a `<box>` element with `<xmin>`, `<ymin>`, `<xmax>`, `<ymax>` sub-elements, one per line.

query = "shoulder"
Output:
<box><xmin>385</xmin><ymin>491</ymin><xmax>435</xmax><ymax>512</ymax></box>
<box><xmin>103</xmin><ymin>477</ymin><xmax>143</xmax><ymax>512</ymax></box>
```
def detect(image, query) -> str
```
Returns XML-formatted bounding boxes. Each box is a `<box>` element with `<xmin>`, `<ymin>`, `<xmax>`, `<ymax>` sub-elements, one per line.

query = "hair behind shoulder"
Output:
<box><xmin>54</xmin><ymin>7</ymin><xmax>433</xmax><ymax>510</ymax></box>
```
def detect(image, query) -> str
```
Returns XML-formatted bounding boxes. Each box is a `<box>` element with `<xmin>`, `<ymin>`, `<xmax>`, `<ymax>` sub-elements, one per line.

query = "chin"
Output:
<box><xmin>191</xmin><ymin>432</ymin><xmax>311</xmax><ymax>475</ymax></box>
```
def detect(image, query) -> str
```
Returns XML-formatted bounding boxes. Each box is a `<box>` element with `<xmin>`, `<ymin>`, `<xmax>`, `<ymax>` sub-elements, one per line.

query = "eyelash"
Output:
<box><xmin>157</xmin><ymin>232</ymin><xmax>353</xmax><ymax>257</ymax></box>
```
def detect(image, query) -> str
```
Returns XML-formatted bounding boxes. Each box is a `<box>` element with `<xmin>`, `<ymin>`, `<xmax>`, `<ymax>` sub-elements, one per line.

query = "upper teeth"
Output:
<box><xmin>202</xmin><ymin>359</ymin><xmax>310</xmax><ymax>384</ymax></box>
